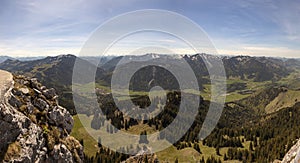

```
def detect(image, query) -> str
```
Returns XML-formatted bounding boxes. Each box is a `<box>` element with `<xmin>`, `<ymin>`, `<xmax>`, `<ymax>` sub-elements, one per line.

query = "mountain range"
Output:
<box><xmin>0</xmin><ymin>53</ymin><xmax>298</xmax><ymax>114</ymax></box>
<box><xmin>0</xmin><ymin>55</ymin><xmax>105</xmax><ymax>114</ymax></box>
<box><xmin>1</xmin><ymin>53</ymin><xmax>300</xmax><ymax>162</ymax></box>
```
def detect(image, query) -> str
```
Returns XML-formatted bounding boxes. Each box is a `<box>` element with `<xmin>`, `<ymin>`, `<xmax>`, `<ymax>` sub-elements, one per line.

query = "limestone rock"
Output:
<box><xmin>0</xmin><ymin>71</ymin><xmax>83</xmax><ymax>162</ymax></box>
<box><xmin>50</xmin><ymin>144</ymin><xmax>73</xmax><ymax>162</ymax></box>
<box><xmin>42</xmin><ymin>88</ymin><xmax>56</xmax><ymax>99</ymax></box>
<box><xmin>33</xmin><ymin>98</ymin><xmax>49</xmax><ymax>111</ymax></box>
<box><xmin>282</xmin><ymin>139</ymin><xmax>300</xmax><ymax>163</ymax></box>
<box><xmin>19</xmin><ymin>87</ymin><xmax>29</xmax><ymax>95</ymax></box>
<box><xmin>8</xmin><ymin>94</ymin><xmax>22</xmax><ymax>108</ymax></box>
<box><xmin>48</xmin><ymin>106</ymin><xmax>74</xmax><ymax>134</ymax></box>
<box><xmin>30</xmin><ymin>78</ymin><xmax>39</xmax><ymax>89</ymax></box>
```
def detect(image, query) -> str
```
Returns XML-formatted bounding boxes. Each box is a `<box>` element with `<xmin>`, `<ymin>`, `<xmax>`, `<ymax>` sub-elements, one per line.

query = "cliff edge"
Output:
<box><xmin>0</xmin><ymin>70</ymin><xmax>83</xmax><ymax>162</ymax></box>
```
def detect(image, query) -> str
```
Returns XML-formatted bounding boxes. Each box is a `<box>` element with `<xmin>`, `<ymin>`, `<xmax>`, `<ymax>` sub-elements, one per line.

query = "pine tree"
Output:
<box><xmin>174</xmin><ymin>157</ymin><xmax>179</xmax><ymax>163</ymax></box>
<box><xmin>218</xmin><ymin>158</ymin><xmax>222</xmax><ymax>163</ymax></box>
<box><xmin>216</xmin><ymin>146</ymin><xmax>221</xmax><ymax>156</ymax></box>
<box><xmin>79</xmin><ymin>139</ymin><xmax>84</xmax><ymax>146</ymax></box>
<box><xmin>254</xmin><ymin>137</ymin><xmax>258</xmax><ymax>147</ymax></box>
<box><xmin>200</xmin><ymin>156</ymin><xmax>205</xmax><ymax>163</ymax></box>
<box><xmin>249</xmin><ymin>142</ymin><xmax>253</xmax><ymax>151</ymax></box>
<box><xmin>224</xmin><ymin>153</ymin><xmax>228</xmax><ymax>161</ymax></box>
<box><xmin>193</xmin><ymin>143</ymin><xmax>201</xmax><ymax>153</ymax></box>
<box><xmin>124</xmin><ymin>119</ymin><xmax>129</xmax><ymax>130</ymax></box>
<box><xmin>98</xmin><ymin>137</ymin><xmax>102</xmax><ymax>148</ymax></box>
<box><xmin>139</xmin><ymin>130</ymin><xmax>149</xmax><ymax>144</ymax></box>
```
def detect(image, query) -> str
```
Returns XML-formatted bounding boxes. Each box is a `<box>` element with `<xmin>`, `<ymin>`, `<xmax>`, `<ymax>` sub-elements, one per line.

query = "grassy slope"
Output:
<box><xmin>264</xmin><ymin>70</ymin><xmax>300</xmax><ymax>113</ymax></box>
<box><xmin>71</xmin><ymin>115</ymin><xmax>99</xmax><ymax>157</ymax></box>
<box><xmin>76</xmin><ymin>76</ymin><xmax>273</xmax><ymax>104</ymax></box>
<box><xmin>265</xmin><ymin>90</ymin><xmax>300</xmax><ymax>113</ymax></box>
<box><xmin>201</xmin><ymin>76</ymin><xmax>275</xmax><ymax>103</ymax></box>
<box><xmin>72</xmin><ymin>114</ymin><xmax>254</xmax><ymax>162</ymax></box>
<box><xmin>120</xmin><ymin>123</ymin><xmax>157</xmax><ymax>135</ymax></box>
<box><xmin>70</xmin><ymin>77</ymin><xmax>268</xmax><ymax>160</ymax></box>
<box><xmin>71</xmin><ymin>114</ymin><xmax>158</xmax><ymax>157</ymax></box>
<box><xmin>156</xmin><ymin>137</ymin><xmax>252</xmax><ymax>162</ymax></box>
<box><xmin>71</xmin><ymin>70</ymin><xmax>300</xmax><ymax>160</ymax></box>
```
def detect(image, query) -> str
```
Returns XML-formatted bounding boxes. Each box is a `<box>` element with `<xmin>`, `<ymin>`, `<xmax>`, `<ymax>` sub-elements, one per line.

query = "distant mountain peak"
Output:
<box><xmin>0</xmin><ymin>56</ymin><xmax>15</xmax><ymax>64</ymax></box>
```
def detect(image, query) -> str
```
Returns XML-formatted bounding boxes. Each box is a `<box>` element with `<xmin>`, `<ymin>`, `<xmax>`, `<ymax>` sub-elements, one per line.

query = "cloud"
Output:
<box><xmin>235</xmin><ymin>0</ymin><xmax>300</xmax><ymax>42</ymax></box>
<box><xmin>0</xmin><ymin>0</ymin><xmax>299</xmax><ymax>58</ymax></box>
<box><xmin>158</xmin><ymin>39</ymin><xmax>177</xmax><ymax>43</ymax></box>
<box><xmin>0</xmin><ymin>34</ymin><xmax>86</xmax><ymax>57</ymax></box>
<box><xmin>217</xmin><ymin>45</ymin><xmax>300</xmax><ymax>58</ymax></box>
<box><xmin>242</xmin><ymin>0</ymin><xmax>300</xmax><ymax>42</ymax></box>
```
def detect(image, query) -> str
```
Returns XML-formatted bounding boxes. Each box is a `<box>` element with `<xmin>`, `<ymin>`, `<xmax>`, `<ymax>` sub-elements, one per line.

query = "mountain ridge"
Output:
<box><xmin>0</xmin><ymin>53</ymin><xmax>296</xmax><ymax>115</ymax></box>
<box><xmin>0</xmin><ymin>54</ymin><xmax>106</xmax><ymax>114</ymax></box>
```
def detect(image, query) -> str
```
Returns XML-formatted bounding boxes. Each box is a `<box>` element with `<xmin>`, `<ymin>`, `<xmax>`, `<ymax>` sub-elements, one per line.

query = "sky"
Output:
<box><xmin>0</xmin><ymin>0</ymin><xmax>299</xmax><ymax>58</ymax></box>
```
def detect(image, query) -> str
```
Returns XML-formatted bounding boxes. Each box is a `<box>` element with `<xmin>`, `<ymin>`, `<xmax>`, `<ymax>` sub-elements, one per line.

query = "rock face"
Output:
<box><xmin>282</xmin><ymin>139</ymin><xmax>300</xmax><ymax>163</ymax></box>
<box><xmin>0</xmin><ymin>70</ymin><xmax>83</xmax><ymax>162</ymax></box>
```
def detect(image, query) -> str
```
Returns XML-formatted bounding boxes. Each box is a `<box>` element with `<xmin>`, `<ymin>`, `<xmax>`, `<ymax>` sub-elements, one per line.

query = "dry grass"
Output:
<box><xmin>265</xmin><ymin>90</ymin><xmax>300</xmax><ymax>113</ymax></box>
<box><xmin>4</xmin><ymin>141</ymin><xmax>21</xmax><ymax>161</ymax></box>
<box><xmin>71</xmin><ymin>115</ymin><xmax>99</xmax><ymax>157</ymax></box>
<box><xmin>121</xmin><ymin>123</ymin><xmax>157</xmax><ymax>135</ymax></box>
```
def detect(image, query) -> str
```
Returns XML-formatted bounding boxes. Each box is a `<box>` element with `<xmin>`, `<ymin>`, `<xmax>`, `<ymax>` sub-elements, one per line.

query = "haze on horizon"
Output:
<box><xmin>0</xmin><ymin>0</ymin><xmax>299</xmax><ymax>58</ymax></box>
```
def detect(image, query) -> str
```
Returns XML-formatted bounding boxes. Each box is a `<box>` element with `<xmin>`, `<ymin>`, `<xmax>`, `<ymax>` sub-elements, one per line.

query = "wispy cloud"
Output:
<box><xmin>158</xmin><ymin>39</ymin><xmax>177</xmax><ymax>43</ymax></box>
<box><xmin>271</xmin><ymin>2</ymin><xmax>300</xmax><ymax>41</ymax></box>
<box><xmin>0</xmin><ymin>0</ymin><xmax>299</xmax><ymax>58</ymax></box>
<box><xmin>234</xmin><ymin>0</ymin><xmax>300</xmax><ymax>42</ymax></box>
<box><xmin>217</xmin><ymin>45</ymin><xmax>300</xmax><ymax>58</ymax></box>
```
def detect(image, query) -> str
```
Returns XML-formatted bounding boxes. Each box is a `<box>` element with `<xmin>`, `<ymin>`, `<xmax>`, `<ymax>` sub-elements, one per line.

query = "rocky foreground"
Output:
<box><xmin>281</xmin><ymin>139</ymin><xmax>300</xmax><ymax>163</ymax></box>
<box><xmin>0</xmin><ymin>70</ymin><xmax>83</xmax><ymax>162</ymax></box>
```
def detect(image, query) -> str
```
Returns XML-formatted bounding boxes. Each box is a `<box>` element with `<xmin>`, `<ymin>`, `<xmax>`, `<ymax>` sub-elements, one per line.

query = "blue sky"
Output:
<box><xmin>0</xmin><ymin>0</ymin><xmax>299</xmax><ymax>58</ymax></box>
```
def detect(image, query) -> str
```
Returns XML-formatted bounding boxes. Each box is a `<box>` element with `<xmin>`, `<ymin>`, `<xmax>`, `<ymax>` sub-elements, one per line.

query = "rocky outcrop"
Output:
<box><xmin>122</xmin><ymin>146</ymin><xmax>159</xmax><ymax>163</ymax></box>
<box><xmin>0</xmin><ymin>70</ymin><xmax>83</xmax><ymax>162</ymax></box>
<box><xmin>282</xmin><ymin>139</ymin><xmax>300</xmax><ymax>163</ymax></box>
